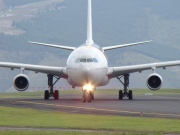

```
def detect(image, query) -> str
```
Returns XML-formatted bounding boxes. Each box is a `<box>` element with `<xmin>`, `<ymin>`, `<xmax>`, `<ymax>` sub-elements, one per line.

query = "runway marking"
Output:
<box><xmin>13</xmin><ymin>100</ymin><xmax>180</xmax><ymax>118</ymax></box>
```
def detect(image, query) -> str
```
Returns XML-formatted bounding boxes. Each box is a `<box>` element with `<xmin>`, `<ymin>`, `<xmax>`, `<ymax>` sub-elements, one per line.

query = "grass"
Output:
<box><xmin>0</xmin><ymin>89</ymin><xmax>180</xmax><ymax>99</ymax></box>
<box><xmin>0</xmin><ymin>89</ymin><xmax>180</xmax><ymax>135</ymax></box>
<box><xmin>0</xmin><ymin>130</ymin><xmax>156</xmax><ymax>135</ymax></box>
<box><xmin>0</xmin><ymin>106</ymin><xmax>180</xmax><ymax>134</ymax></box>
<box><xmin>97</xmin><ymin>88</ymin><xmax>180</xmax><ymax>95</ymax></box>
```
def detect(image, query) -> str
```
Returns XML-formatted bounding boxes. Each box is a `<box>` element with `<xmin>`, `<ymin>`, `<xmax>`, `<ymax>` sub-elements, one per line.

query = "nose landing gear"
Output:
<box><xmin>117</xmin><ymin>74</ymin><xmax>133</xmax><ymax>100</ymax></box>
<box><xmin>82</xmin><ymin>90</ymin><xmax>94</xmax><ymax>103</ymax></box>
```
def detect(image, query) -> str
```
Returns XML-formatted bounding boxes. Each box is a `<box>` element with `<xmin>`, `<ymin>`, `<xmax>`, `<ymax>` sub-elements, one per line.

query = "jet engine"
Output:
<box><xmin>146</xmin><ymin>73</ymin><xmax>163</xmax><ymax>90</ymax></box>
<box><xmin>13</xmin><ymin>74</ymin><xmax>30</xmax><ymax>91</ymax></box>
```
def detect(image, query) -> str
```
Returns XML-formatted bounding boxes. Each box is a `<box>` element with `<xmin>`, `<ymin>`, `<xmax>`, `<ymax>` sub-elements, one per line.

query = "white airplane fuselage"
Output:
<box><xmin>67</xmin><ymin>44</ymin><xmax>109</xmax><ymax>88</ymax></box>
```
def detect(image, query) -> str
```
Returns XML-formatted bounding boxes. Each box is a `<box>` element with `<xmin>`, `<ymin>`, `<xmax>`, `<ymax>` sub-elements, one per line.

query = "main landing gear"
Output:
<box><xmin>82</xmin><ymin>90</ymin><xmax>94</xmax><ymax>103</ymax></box>
<box><xmin>44</xmin><ymin>74</ymin><xmax>60</xmax><ymax>100</ymax></box>
<box><xmin>117</xmin><ymin>74</ymin><xmax>133</xmax><ymax>100</ymax></box>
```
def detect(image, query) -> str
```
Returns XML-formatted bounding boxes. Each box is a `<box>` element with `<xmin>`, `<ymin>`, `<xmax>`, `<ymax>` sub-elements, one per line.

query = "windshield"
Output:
<box><xmin>75</xmin><ymin>58</ymin><xmax>98</xmax><ymax>63</ymax></box>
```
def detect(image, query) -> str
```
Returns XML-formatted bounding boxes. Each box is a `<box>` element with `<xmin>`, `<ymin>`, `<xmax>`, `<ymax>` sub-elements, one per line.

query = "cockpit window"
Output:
<box><xmin>87</xmin><ymin>59</ymin><xmax>93</xmax><ymax>63</ymax></box>
<box><xmin>80</xmin><ymin>58</ymin><xmax>86</xmax><ymax>63</ymax></box>
<box><xmin>75</xmin><ymin>58</ymin><xmax>80</xmax><ymax>63</ymax></box>
<box><xmin>75</xmin><ymin>58</ymin><xmax>98</xmax><ymax>63</ymax></box>
<box><xmin>93</xmin><ymin>58</ymin><xmax>98</xmax><ymax>63</ymax></box>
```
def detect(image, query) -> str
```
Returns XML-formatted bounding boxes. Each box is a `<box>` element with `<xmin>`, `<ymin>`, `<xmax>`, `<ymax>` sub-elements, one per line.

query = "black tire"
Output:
<box><xmin>82</xmin><ymin>92</ymin><xmax>86</xmax><ymax>103</ymax></box>
<box><xmin>119</xmin><ymin>90</ymin><xmax>123</xmax><ymax>100</ymax></box>
<box><xmin>87</xmin><ymin>93</ymin><xmax>91</xmax><ymax>103</ymax></box>
<box><xmin>129</xmin><ymin>90</ymin><xmax>133</xmax><ymax>100</ymax></box>
<box><xmin>54</xmin><ymin>90</ymin><xmax>59</xmax><ymax>100</ymax></box>
<box><xmin>44</xmin><ymin>90</ymin><xmax>49</xmax><ymax>100</ymax></box>
<box><xmin>90</xmin><ymin>91</ymin><xmax>94</xmax><ymax>100</ymax></box>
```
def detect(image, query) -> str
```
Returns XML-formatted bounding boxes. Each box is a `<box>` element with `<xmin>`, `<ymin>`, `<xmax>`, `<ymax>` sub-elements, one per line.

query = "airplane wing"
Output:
<box><xmin>29</xmin><ymin>41</ymin><xmax>76</xmax><ymax>51</ymax></box>
<box><xmin>102</xmin><ymin>40</ymin><xmax>152</xmax><ymax>51</ymax></box>
<box><xmin>107</xmin><ymin>60</ymin><xmax>180</xmax><ymax>78</ymax></box>
<box><xmin>0</xmin><ymin>62</ymin><xmax>67</xmax><ymax>78</ymax></box>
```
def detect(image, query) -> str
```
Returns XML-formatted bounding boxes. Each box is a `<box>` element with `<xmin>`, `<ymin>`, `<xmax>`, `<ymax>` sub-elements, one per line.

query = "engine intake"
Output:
<box><xmin>13</xmin><ymin>74</ymin><xmax>30</xmax><ymax>91</ymax></box>
<box><xmin>147</xmin><ymin>73</ymin><xmax>163</xmax><ymax>90</ymax></box>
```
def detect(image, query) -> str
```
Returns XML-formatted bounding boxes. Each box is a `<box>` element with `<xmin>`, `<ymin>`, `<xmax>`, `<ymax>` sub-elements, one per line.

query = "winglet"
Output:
<box><xmin>85</xmin><ymin>0</ymin><xmax>94</xmax><ymax>46</ymax></box>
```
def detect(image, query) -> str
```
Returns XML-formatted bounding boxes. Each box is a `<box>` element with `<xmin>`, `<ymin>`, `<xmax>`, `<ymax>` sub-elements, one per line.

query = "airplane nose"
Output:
<box><xmin>83</xmin><ymin>67</ymin><xmax>90</xmax><ymax>82</ymax></box>
<box><xmin>82</xmin><ymin>67</ymin><xmax>90</xmax><ymax>74</ymax></box>
<box><xmin>80</xmin><ymin>65</ymin><xmax>92</xmax><ymax>83</ymax></box>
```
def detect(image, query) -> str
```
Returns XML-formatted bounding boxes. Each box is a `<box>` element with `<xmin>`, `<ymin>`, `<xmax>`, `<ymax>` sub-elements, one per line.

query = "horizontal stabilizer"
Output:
<box><xmin>28</xmin><ymin>41</ymin><xmax>76</xmax><ymax>51</ymax></box>
<box><xmin>102</xmin><ymin>40</ymin><xmax>152</xmax><ymax>51</ymax></box>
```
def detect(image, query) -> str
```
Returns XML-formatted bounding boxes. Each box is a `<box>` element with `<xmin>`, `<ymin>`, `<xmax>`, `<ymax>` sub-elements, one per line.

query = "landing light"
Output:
<box><xmin>83</xmin><ymin>84</ymin><xmax>94</xmax><ymax>91</ymax></box>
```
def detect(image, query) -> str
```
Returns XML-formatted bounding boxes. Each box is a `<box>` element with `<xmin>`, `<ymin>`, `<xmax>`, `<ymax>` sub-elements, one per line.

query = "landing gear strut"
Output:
<box><xmin>44</xmin><ymin>74</ymin><xmax>60</xmax><ymax>100</ymax></box>
<box><xmin>82</xmin><ymin>90</ymin><xmax>94</xmax><ymax>103</ymax></box>
<box><xmin>117</xmin><ymin>74</ymin><xmax>133</xmax><ymax>100</ymax></box>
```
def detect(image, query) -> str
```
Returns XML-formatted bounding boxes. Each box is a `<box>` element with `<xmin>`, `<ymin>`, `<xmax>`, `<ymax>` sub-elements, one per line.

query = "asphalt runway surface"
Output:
<box><xmin>1</xmin><ymin>93</ymin><xmax>180</xmax><ymax>119</ymax></box>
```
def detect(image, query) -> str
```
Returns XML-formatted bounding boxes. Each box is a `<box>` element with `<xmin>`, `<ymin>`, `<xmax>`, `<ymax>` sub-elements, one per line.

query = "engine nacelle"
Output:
<box><xmin>147</xmin><ymin>73</ymin><xmax>163</xmax><ymax>91</ymax></box>
<box><xmin>13</xmin><ymin>74</ymin><xmax>30</xmax><ymax>91</ymax></box>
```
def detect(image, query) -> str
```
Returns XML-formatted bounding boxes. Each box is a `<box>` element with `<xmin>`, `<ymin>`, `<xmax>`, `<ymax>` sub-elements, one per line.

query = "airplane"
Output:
<box><xmin>0</xmin><ymin>0</ymin><xmax>180</xmax><ymax>102</ymax></box>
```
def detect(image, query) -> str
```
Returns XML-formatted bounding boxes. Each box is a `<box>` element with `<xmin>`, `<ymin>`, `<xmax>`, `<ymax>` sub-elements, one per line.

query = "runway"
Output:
<box><xmin>1</xmin><ymin>93</ymin><xmax>180</xmax><ymax>119</ymax></box>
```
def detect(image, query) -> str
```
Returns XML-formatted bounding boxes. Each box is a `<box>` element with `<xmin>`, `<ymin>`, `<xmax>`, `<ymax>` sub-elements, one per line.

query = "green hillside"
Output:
<box><xmin>0</xmin><ymin>0</ymin><xmax>180</xmax><ymax>91</ymax></box>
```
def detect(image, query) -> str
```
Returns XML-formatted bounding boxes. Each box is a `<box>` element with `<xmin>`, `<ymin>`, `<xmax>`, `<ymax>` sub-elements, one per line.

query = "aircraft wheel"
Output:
<box><xmin>87</xmin><ymin>93</ymin><xmax>92</xmax><ymax>103</ymax></box>
<box><xmin>90</xmin><ymin>91</ymin><xmax>94</xmax><ymax>100</ymax></box>
<box><xmin>119</xmin><ymin>90</ymin><xmax>123</xmax><ymax>100</ymax></box>
<box><xmin>54</xmin><ymin>90</ymin><xmax>59</xmax><ymax>100</ymax></box>
<box><xmin>82</xmin><ymin>92</ymin><xmax>86</xmax><ymax>103</ymax></box>
<box><xmin>44</xmin><ymin>90</ymin><xmax>49</xmax><ymax>100</ymax></box>
<box><xmin>129</xmin><ymin>90</ymin><xmax>133</xmax><ymax>100</ymax></box>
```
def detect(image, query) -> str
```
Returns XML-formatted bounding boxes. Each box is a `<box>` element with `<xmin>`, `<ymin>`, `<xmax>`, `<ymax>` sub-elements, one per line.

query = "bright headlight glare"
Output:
<box><xmin>83</xmin><ymin>84</ymin><xmax>93</xmax><ymax>91</ymax></box>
